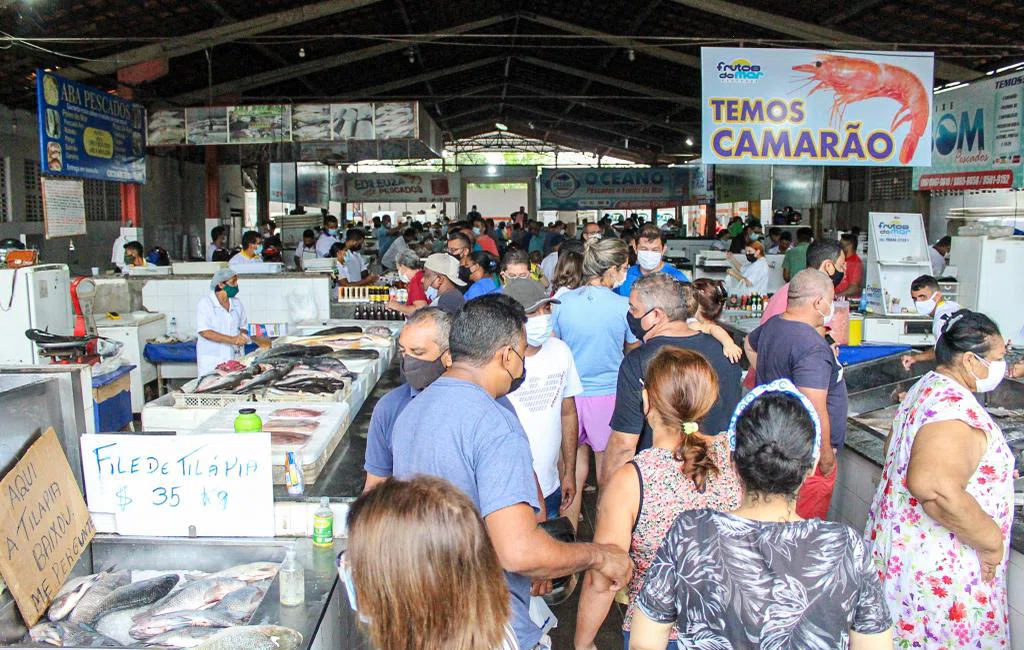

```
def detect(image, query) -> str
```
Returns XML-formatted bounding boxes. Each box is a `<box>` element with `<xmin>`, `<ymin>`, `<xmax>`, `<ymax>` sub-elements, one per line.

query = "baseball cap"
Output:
<box><xmin>503</xmin><ymin>278</ymin><xmax>560</xmax><ymax>313</ymax></box>
<box><xmin>424</xmin><ymin>253</ymin><xmax>467</xmax><ymax>286</ymax></box>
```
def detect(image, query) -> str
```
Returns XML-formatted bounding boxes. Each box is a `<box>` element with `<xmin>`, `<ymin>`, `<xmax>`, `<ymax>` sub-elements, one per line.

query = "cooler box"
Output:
<box><xmin>93</xmin><ymin>365</ymin><xmax>136</xmax><ymax>432</ymax></box>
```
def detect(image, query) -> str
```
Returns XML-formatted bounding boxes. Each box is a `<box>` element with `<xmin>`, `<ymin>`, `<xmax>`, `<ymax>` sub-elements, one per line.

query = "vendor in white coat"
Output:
<box><xmin>725</xmin><ymin>240</ymin><xmax>770</xmax><ymax>296</ymax></box>
<box><xmin>196</xmin><ymin>269</ymin><xmax>267</xmax><ymax>376</ymax></box>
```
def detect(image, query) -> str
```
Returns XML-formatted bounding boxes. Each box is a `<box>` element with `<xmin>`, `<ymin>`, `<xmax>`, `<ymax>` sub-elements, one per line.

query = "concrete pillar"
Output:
<box><xmin>527</xmin><ymin>179</ymin><xmax>537</xmax><ymax>218</ymax></box>
<box><xmin>256</xmin><ymin>162</ymin><xmax>270</xmax><ymax>231</ymax></box>
<box><xmin>204</xmin><ymin>146</ymin><xmax>220</xmax><ymax>221</ymax></box>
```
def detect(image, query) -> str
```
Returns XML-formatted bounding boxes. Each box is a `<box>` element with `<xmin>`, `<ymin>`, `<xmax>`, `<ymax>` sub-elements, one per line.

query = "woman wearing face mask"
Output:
<box><xmin>463</xmin><ymin>251</ymin><xmax>503</xmax><ymax>301</ymax></box>
<box><xmin>552</xmin><ymin>238</ymin><xmax>639</xmax><ymax>521</ymax></box>
<box><xmin>386</xmin><ymin>250</ymin><xmax>430</xmax><ymax>316</ymax></box>
<box><xmin>195</xmin><ymin>269</ymin><xmax>266</xmax><ymax>376</ymax></box>
<box><xmin>725</xmin><ymin>240</ymin><xmax>769</xmax><ymax>296</ymax></box>
<box><xmin>865</xmin><ymin>310</ymin><xmax>1013</xmax><ymax>649</ymax></box>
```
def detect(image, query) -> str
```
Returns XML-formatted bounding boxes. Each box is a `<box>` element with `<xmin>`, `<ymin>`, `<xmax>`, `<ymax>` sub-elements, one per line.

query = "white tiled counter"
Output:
<box><xmin>140</xmin><ymin>274</ymin><xmax>331</xmax><ymax>337</ymax></box>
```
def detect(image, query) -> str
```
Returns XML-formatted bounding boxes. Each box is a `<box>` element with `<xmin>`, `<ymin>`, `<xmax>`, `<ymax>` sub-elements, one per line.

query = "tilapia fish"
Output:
<box><xmin>311</xmin><ymin>326</ymin><xmax>362</xmax><ymax>336</ymax></box>
<box><xmin>194</xmin><ymin>368</ymin><xmax>255</xmax><ymax>394</ymax></box>
<box><xmin>28</xmin><ymin>621</ymin><xmax>121</xmax><ymax>647</ymax></box>
<box><xmin>326</xmin><ymin>349</ymin><xmax>379</xmax><ymax>360</ymax></box>
<box><xmin>130</xmin><ymin>609</ymin><xmax>238</xmax><ymax>640</ymax></box>
<box><xmin>269</xmin><ymin>408</ymin><xmax>323</xmax><ymax>418</ymax></box>
<box><xmin>232</xmin><ymin>363</ymin><xmax>295</xmax><ymax>395</ymax></box>
<box><xmin>144</xmin><ymin>626</ymin><xmax>221</xmax><ymax>648</ymax></box>
<box><xmin>68</xmin><ymin>571</ymin><xmax>131</xmax><ymax>624</ymax></box>
<box><xmin>89</xmin><ymin>574</ymin><xmax>180</xmax><ymax>623</ymax></box>
<box><xmin>48</xmin><ymin>569</ymin><xmax>111</xmax><ymax>621</ymax></box>
<box><xmin>145</xmin><ymin>577</ymin><xmax>246</xmax><ymax>617</ymax></box>
<box><xmin>210</xmin><ymin>584</ymin><xmax>265</xmax><ymax>622</ymax></box>
<box><xmin>255</xmin><ymin>344</ymin><xmax>333</xmax><ymax>361</ymax></box>
<box><xmin>210</xmin><ymin>562</ymin><xmax>279</xmax><ymax>583</ymax></box>
<box><xmin>192</xmin><ymin>625</ymin><xmax>302</xmax><ymax>650</ymax></box>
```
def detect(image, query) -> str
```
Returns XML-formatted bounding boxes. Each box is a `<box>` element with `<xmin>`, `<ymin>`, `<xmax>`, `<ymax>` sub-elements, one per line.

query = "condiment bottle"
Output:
<box><xmin>313</xmin><ymin>497</ymin><xmax>334</xmax><ymax>547</ymax></box>
<box><xmin>279</xmin><ymin>549</ymin><xmax>305</xmax><ymax>606</ymax></box>
<box><xmin>234</xmin><ymin>408</ymin><xmax>262</xmax><ymax>433</ymax></box>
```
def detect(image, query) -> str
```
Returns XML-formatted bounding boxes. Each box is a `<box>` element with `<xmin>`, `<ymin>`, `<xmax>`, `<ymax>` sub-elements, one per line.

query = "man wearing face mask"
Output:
<box><xmin>900</xmin><ymin>274</ymin><xmax>962</xmax><ymax>371</ymax></box>
<box><xmin>744</xmin><ymin>269</ymin><xmax>847</xmax><ymax>519</ymax></box>
<box><xmin>615</xmin><ymin>224</ymin><xmax>689</xmax><ymax>297</ymax></box>
<box><xmin>391</xmin><ymin>295</ymin><xmax>632</xmax><ymax>650</ymax></box>
<box><xmin>601</xmin><ymin>274</ymin><xmax>741</xmax><ymax>489</ymax></box>
<box><xmin>315</xmin><ymin>215</ymin><xmax>341</xmax><ymax>257</ymax></box>
<box><xmin>228</xmin><ymin>231</ymin><xmax>264</xmax><ymax>272</ymax></box>
<box><xmin>471</xmin><ymin>217</ymin><xmax>499</xmax><ymax>256</ymax></box>
<box><xmin>503</xmin><ymin>279</ymin><xmax>583</xmax><ymax>522</ymax></box>
<box><xmin>581</xmin><ymin>221</ymin><xmax>602</xmax><ymax>243</ymax></box>
<box><xmin>363</xmin><ymin>307</ymin><xmax>453</xmax><ymax>493</ymax></box>
<box><xmin>121</xmin><ymin>241</ymin><xmax>152</xmax><ymax>273</ymax></box>
<box><xmin>421</xmin><ymin>253</ymin><xmax>466</xmax><ymax>315</ymax></box>
<box><xmin>331</xmin><ymin>230</ymin><xmax>379</xmax><ymax>287</ymax></box>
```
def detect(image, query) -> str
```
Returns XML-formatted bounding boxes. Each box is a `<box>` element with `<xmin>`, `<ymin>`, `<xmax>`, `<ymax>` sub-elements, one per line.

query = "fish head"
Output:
<box><xmin>29</xmin><ymin>622</ymin><xmax>64</xmax><ymax>645</ymax></box>
<box><xmin>263</xmin><ymin>626</ymin><xmax>303</xmax><ymax>650</ymax></box>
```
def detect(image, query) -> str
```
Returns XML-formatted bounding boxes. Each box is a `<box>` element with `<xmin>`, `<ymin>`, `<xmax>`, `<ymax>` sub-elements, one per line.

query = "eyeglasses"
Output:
<box><xmin>503</xmin><ymin>272</ymin><xmax>530</xmax><ymax>280</ymax></box>
<box><xmin>447</xmin><ymin>247</ymin><xmax>465</xmax><ymax>256</ymax></box>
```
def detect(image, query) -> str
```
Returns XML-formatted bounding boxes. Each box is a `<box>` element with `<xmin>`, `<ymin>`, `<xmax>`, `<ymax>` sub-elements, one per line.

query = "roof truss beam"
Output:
<box><xmin>515</xmin><ymin>56</ymin><xmax>699</xmax><ymax>107</ymax></box>
<box><xmin>62</xmin><ymin>0</ymin><xmax>384</xmax><ymax>81</ymax></box>
<box><xmin>504</xmin><ymin>102</ymin><xmax>665</xmax><ymax>148</ymax></box>
<box><xmin>348</xmin><ymin>57</ymin><xmax>506</xmax><ymax>96</ymax></box>
<box><xmin>665</xmin><ymin>0</ymin><xmax>980</xmax><ymax>80</ymax></box>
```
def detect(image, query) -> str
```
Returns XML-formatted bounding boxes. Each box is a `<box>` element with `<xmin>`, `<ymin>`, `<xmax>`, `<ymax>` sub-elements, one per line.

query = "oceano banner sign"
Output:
<box><xmin>539</xmin><ymin>167</ymin><xmax>690</xmax><ymax>210</ymax></box>
<box><xmin>700</xmin><ymin>47</ymin><xmax>934</xmax><ymax>167</ymax></box>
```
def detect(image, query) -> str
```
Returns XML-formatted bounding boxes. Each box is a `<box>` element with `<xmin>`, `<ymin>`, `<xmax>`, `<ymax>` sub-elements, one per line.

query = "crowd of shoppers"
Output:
<box><xmin>346</xmin><ymin>209</ymin><xmax>1013</xmax><ymax>650</ymax></box>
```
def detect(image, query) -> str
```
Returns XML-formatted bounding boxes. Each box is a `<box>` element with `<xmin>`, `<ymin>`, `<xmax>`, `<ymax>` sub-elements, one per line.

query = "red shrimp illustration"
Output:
<box><xmin>793</xmin><ymin>55</ymin><xmax>930</xmax><ymax>164</ymax></box>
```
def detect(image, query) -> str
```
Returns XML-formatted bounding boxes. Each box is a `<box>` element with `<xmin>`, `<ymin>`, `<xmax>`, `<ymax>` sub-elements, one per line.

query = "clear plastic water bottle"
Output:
<box><xmin>279</xmin><ymin>548</ymin><xmax>305</xmax><ymax>607</ymax></box>
<box><xmin>167</xmin><ymin>316</ymin><xmax>178</xmax><ymax>338</ymax></box>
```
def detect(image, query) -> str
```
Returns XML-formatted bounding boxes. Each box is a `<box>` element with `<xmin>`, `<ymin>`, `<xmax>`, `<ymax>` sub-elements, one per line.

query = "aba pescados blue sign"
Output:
<box><xmin>36</xmin><ymin>70</ymin><xmax>146</xmax><ymax>184</ymax></box>
<box><xmin>539</xmin><ymin>167</ymin><xmax>690</xmax><ymax>210</ymax></box>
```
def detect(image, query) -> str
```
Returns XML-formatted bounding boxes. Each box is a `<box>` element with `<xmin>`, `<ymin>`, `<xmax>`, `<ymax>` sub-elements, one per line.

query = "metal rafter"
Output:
<box><xmin>61</xmin><ymin>0</ymin><xmax>385</xmax><ymax>81</ymax></box>
<box><xmin>665</xmin><ymin>0</ymin><xmax>981</xmax><ymax>80</ymax></box>
<box><xmin>392</xmin><ymin>0</ymin><xmax>443</xmax><ymax>123</ymax></box>
<box><xmin>169</xmin><ymin>15</ymin><xmax>512</xmax><ymax>104</ymax></box>
<box><xmin>504</xmin><ymin>102</ymin><xmax>665</xmax><ymax>148</ymax></box>
<box><xmin>823</xmin><ymin>0</ymin><xmax>888</xmax><ymax>26</ymax></box>
<box><xmin>515</xmin><ymin>56</ymin><xmax>700</xmax><ymax>106</ymax></box>
<box><xmin>349</xmin><ymin>57</ymin><xmax>506</xmax><ymax>96</ymax></box>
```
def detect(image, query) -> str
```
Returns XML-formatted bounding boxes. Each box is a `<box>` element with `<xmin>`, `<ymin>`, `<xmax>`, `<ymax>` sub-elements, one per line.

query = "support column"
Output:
<box><xmin>204</xmin><ymin>146</ymin><xmax>219</xmax><ymax>221</ymax></box>
<box><xmin>256</xmin><ymin>162</ymin><xmax>271</xmax><ymax>233</ymax></box>
<box><xmin>115</xmin><ymin>84</ymin><xmax>142</xmax><ymax>227</ymax></box>
<box><xmin>526</xmin><ymin>179</ymin><xmax>537</xmax><ymax>218</ymax></box>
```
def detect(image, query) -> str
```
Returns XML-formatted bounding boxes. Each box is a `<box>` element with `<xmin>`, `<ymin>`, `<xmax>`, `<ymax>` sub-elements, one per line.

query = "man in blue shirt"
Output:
<box><xmin>616</xmin><ymin>223</ymin><xmax>689</xmax><ymax>296</ymax></box>
<box><xmin>363</xmin><ymin>307</ymin><xmax>452</xmax><ymax>493</ymax></box>
<box><xmin>391</xmin><ymin>295</ymin><xmax>632</xmax><ymax>650</ymax></box>
<box><xmin>374</xmin><ymin>214</ymin><xmax>398</xmax><ymax>257</ymax></box>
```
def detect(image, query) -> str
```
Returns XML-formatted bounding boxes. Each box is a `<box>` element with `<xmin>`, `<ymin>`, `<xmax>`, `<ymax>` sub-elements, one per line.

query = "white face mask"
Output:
<box><xmin>818</xmin><ymin>300</ymin><xmax>835</xmax><ymax>326</ymax></box>
<box><xmin>636</xmin><ymin>250</ymin><xmax>663</xmax><ymax>271</ymax></box>
<box><xmin>971</xmin><ymin>355</ymin><xmax>1006</xmax><ymax>393</ymax></box>
<box><xmin>398</xmin><ymin>272</ymin><xmax>409</xmax><ymax>283</ymax></box>
<box><xmin>611</xmin><ymin>268</ymin><xmax>627</xmax><ymax>289</ymax></box>
<box><xmin>914</xmin><ymin>292</ymin><xmax>938</xmax><ymax>316</ymax></box>
<box><xmin>525</xmin><ymin>313</ymin><xmax>553</xmax><ymax>347</ymax></box>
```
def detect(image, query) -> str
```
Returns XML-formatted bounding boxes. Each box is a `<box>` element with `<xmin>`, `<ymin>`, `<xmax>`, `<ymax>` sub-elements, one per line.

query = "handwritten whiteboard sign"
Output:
<box><xmin>79</xmin><ymin>433</ymin><xmax>274</xmax><ymax>537</ymax></box>
<box><xmin>41</xmin><ymin>177</ymin><xmax>87</xmax><ymax>239</ymax></box>
<box><xmin>0</xmin><ymin>428</ymin><xmax>95</xmax><ymax>626</ymax></box>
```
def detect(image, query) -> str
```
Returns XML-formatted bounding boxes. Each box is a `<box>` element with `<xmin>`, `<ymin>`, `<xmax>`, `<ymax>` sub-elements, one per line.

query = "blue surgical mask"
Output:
<box><xmin>426</xmin><ymin>286</ymin><xmax>439</xmax><ymax>301</ymax></box>
<box><xmin>254</xmin><ymin>245</ymin><xmax>264</xmax><ymax>255</ymax></box>
<box><xmin>472</xmin><ymin>227</ymin><xmax>481</xmax><ymax>235</ymax></box>
<box><xmin>326</xmin><ymin>228</ymin><xmax>338</xmax><ymax>236</ymax></box>
<box><xmin>337</xmin><ymin>552</ymin><xmax>370</xmax><ymax>623</ymax></box>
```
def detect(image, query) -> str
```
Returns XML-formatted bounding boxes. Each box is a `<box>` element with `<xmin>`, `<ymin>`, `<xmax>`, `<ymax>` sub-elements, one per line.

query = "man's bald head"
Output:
<box><xmin>788</xmin><ymin>268</ymin><xmax>834</xmax><ymax>307</ymax></box>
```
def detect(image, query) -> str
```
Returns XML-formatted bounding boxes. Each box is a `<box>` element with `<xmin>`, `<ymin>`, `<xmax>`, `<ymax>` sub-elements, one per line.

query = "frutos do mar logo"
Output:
<box><xmin>717</xmin><ymin>59</ymin><xmax>764</xmax><ymax>82</ymax></box>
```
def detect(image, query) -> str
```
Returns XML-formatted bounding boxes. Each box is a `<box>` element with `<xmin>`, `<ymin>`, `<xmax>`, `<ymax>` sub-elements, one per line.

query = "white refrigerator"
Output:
<box><xmin>0</xmin><ymin>265</ymin><xmax>74</xmax><ymax>365</ymax></box>
<box><xmin>950</xmin><ymin>236</ymin><xmax>1024</xmax><ymax>340</ymax></box>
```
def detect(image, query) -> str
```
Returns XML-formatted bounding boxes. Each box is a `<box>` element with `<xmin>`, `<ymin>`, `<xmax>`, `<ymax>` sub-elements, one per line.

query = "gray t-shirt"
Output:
<box><xmin>748</xmin><ymin>317</ymin><xmax>848</xmax><ymax>449</ymax></box>
<box><xmin>435</xmin><ymin>288</ymin><xmax>466</xmax><ymax>315</ymax></box>
<box><xmin>391</xmin><ymin>378</ymin><xmax>542</xmax><ymax>650</ymax></box>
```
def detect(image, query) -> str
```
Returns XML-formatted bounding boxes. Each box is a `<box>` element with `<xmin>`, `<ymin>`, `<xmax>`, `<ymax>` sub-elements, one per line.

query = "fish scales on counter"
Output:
<box><xmin>143</xmin><ymin>626</ymin><xmax>221</xmax><ymax>649</ymax></box>
<box><xmin>48</xmin><ymin>570</ymin><xmax>113</xmax><ymax>621</ymax></box>
<box><xmin>69</xmin><ymin>571</ymin><xmax>132</xmax><ymax>624</ymax></box>
<box><xmin>144</xmin><ymin>577</ymin><xmax>247</xmax><ymax>617</ymax></box>
<box><xmin>28</xmin><ymin>621</ymin><xmax>122</xmax><ymax>647</ymax></box>
<box><xmin>269</xmin><ymin>408</ymin><xmax>323</xmax><ymax>418</ymax></box>
<box><xmin>192</xmin><ymin>625</ymin><xmax>302</xmax><ymax>650</ymax></box>
<box><xmin>130</xmin><ymin>610</ymin><xmax>239</xmax><ymax>640</ymax></box>
<box><xmin>89</xmin><ymin>574</ymin><xmax>180</xmax><ymax>623</ymax></box>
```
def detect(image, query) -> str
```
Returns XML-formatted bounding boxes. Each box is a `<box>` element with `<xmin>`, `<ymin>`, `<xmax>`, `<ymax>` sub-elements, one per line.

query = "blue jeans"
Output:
<box><xmin>622</xmin><ymin>630</ymin><xmax>679</xmax><ymax>650</ymax></box>
<box><xmin>543</xmin><ymin>489</ymin><xmax>562</xmax><ymax>520</ymax></box>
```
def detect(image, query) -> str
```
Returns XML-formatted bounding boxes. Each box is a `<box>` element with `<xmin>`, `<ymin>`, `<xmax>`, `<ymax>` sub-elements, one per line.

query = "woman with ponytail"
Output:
<box><xmin>574</xmin><ymin>347</ymin><xmax>740</xmax><ymax>650</ymax></box>
<box><xmin>629</xmin><ymin>380</ymin><xmax>893</xmax><ymax>650</ymax></box>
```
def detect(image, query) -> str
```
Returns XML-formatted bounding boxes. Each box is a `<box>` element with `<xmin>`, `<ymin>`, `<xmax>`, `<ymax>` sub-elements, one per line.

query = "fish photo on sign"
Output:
<box><xmin>291</xmin><ymin>104</ymin><xmax>332</xmax><ymax>141</ymax></box>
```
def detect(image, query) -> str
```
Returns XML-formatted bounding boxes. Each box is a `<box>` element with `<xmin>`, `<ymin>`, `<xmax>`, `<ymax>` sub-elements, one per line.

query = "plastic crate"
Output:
<box><xmin>262</xmin><ymin>385</ymin><xmax>350</xmax><ymax>403</ymax></box>
<box><xmin>172</xmin><ymin>379</ymin><xmax>264</xmax><ymax>408</ymax></box>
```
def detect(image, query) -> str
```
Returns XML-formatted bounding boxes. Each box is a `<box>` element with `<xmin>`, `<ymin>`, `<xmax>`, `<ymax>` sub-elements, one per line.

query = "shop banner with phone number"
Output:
<box><xmin>36</xmin><ymin>70</ymin><xmax>146</xmax><ymax>184</ymax></box>
<box><xmin>539</xmin><ymin>167</ymin><xmax>691</xmax><ymax>210</ymax></box>
<box><xmin>700</xmin><ymin>47</ymin><xmax>934</xmax><ymax>167</ymax></box>
<box><xmin>912</xmin><ymin>70</ymin><xmax>1024</xmax><ymax>191</ymax></box>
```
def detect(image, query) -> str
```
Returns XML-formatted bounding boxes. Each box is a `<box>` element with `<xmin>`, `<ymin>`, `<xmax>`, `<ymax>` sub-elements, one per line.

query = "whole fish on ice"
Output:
<box><xmin>144</xmin><ymin>577</ymin><xmax>247</xmax><ymax>617</ymax></box>
<box><xmin>210</xmin><ymin>584</ymin><xmax>266</xmax><ymax>622</ymax></box>
<box><xmin>209</xmin><ymin>562</ymin><xmax>280</xmax><ymax>583</ymax></box>
<box><xmin>28</xmin><ymin>621</ymin><xmax>121</xmax><ymax>647</ymax></box>
<box><xmin>89</xmin><ymin>574</ymin><xmax>180</xmax><ymax>623</ymax></box>
<box><xmin>191</xmin><ymin>625</ymin><xmax>302</xmax><ymax>650</ymax></box>
<box><xmin>48</xmin><ymin>570</ymin><xmax>112</xmax><ymax>621</ymax></box>
<box><xmin>143</xmin><ymin>626</ymin><xmax>221</xmax><ymax>648</ymax></box>
<box><xmin>232</xmin><ymin>363</ymin><xmax>295</xmax><ymax>394</ymax></box>
<box><xmin>68</xmin><ymin>571</ymin><xmax>131</xmax><ymax>624</ymax></box>
<box><xmin>130</xmin><ymin>610</ymin><xmax>239</xmax><ymax>640</ymax></box>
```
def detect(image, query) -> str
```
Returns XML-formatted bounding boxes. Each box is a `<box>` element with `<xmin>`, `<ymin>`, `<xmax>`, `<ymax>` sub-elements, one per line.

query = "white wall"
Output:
<box><xmin>466</xmin><ymin>186</ymin><xmax>529</xmax><ymax>220</ymax></box>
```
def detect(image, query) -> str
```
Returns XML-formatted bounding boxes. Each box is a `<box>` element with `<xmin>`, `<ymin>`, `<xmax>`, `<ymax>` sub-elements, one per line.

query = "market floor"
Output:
<box><xmin>323</xmin><ymin>361</ymin><xmax>627</xmax><ymax>649</ymax></box>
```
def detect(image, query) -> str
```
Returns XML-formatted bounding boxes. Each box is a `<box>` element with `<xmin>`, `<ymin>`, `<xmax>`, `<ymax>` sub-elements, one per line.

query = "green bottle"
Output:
<box><xmin>312</xmin><ymin>497</ymin><xmax>334</xmax><ymax>547</ymax></box>
<box><xmin>234</xmin><ymin>408</ymin><xmax>263</xmax><ymax>433</ymax></box>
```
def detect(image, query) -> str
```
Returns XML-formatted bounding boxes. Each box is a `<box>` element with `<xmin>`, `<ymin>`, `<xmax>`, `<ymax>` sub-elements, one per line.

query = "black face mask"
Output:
<box><xmin>830</xmin><ymin>269</ymin><xmax>845</xmax><ymax>287</ymax></box>
<box><xmin>506</xmin><ymin>347</ymin><xmax>527</xmax><ymax>395</ymax></box>
<box><xmin>745</xmin><ymin>253</ymin><xmax>757</xmax><ymax>263</ymax></box>
<box><xmin>626</xmin><ymin>308</ymin><xmax>656</xmax><ymax>341</ymax></box>
<box><xmin>400</xmin><ymin>354</ymin><xmax>446</xmax><ymax>391</ymax></box>
<box><xmin>458</xmin><ymin>265</ymin><xmax>471</xmax><ymax>284</ymax></box>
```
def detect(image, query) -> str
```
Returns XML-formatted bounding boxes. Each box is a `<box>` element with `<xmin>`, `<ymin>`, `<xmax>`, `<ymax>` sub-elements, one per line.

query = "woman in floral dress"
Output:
<box><xmin>865</xmin><ymin>310</ymin><xmax>1013</xmax><ymax>648</ymax></box>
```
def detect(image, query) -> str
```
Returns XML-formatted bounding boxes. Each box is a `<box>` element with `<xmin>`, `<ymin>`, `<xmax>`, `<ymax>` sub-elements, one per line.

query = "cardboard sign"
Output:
<box><xmin>80</xmin><ymin>433</ymin><xmax>274</xmax><ymax>537</ymax></box>
<box><xmin>0</xmin><ymin>428</ymin><xmax>95</xmax><ymax>626</ymax></box>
